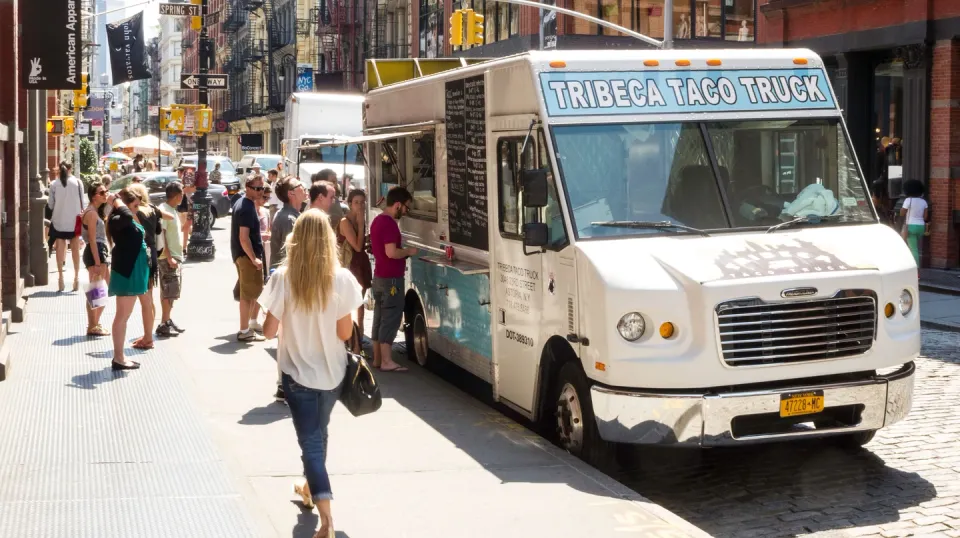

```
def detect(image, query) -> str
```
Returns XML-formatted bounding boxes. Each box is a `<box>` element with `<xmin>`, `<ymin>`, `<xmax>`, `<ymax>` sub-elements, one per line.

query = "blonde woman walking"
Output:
<box><xmin>258</xmin><ymin>209</ymin><xmax>363</xmax><ymax>538</ymax></box>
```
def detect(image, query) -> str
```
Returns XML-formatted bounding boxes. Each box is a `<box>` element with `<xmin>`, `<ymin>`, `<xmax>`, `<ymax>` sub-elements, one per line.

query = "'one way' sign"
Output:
<box><xmin>180</xmin><ymin>74</ymin><xmax>229</xmax><ymax>90</ymax></box>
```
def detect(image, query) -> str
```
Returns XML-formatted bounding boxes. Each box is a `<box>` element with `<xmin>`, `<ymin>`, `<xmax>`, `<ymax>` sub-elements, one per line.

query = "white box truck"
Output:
<box><xmin>281</xmin><ymin>92</ymin><xmax>365</xmax><ymax>189</ymax></box>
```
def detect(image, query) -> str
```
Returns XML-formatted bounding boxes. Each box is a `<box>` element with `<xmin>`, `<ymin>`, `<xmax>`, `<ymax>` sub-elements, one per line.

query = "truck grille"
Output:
<box><xmin>717</xmin><ymin>293</ymin><xmax>876</xmax><ymax>367</ymax></box>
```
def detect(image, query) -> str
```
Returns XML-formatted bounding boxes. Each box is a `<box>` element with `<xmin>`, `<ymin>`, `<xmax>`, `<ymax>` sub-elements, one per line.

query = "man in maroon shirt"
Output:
<box><xmin>370</xmin><ymin>187</ymin><xmax>417</xmax><ymax>372</ymax></box>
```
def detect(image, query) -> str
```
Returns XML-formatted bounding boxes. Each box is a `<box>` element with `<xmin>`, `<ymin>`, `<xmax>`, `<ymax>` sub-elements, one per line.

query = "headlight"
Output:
<box><xmin>898</xmin><ymin>289</ymin><xmax>913</xmax><ymax>316</ymax></box>
<box><xmin>617</xmin><ymin>312</ymin><xmax>645</xmax><ymax>341</ymax></box>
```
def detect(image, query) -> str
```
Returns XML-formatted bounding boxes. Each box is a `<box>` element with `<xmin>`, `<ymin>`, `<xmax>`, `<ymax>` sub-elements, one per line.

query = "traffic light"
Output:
<box><xmin>46</xmin><ymin>116</ymin><xmax>75</xmax><ymax>135</ymax></box>
<box><xmin>466</xmin><ymin>10</ymin><xmax>484</xmax><ymax>46</ymax></box>
<box><xmin>194</xmin><ymin>108</ymin><xmax>213</xmax><ymax>133</ymax></box>
<box><xmin>73</xmin><ymin>73</ymin><xmax>89</xmax><ymax>110</ymax></box>
<box><xmin>449</xmin><ymin>9</ymin><xmax>464</xmax><ymax>46</ymax></box>
<box><xmin>160</xmin><ymin>107</ymin><xmax>186</xmax><ymax>131</ymax></box>
<box><xmin>46</xmin><ymin>118</ymin><xmax>64</xmax><ymax>135</ymax></box>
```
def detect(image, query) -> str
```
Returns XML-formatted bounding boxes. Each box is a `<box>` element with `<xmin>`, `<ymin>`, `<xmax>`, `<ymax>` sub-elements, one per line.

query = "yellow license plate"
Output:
<box><xmin>779</xmin><ymin>390</ymin><xmax>825</xmax><ymax>418</ymax></box>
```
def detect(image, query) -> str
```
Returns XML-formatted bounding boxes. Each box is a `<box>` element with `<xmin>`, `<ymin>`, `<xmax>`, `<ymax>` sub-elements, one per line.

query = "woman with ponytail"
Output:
<box><xmin>47</xmin><ymin>162</ymin><xmax>87</xmax><ymax>292</ymax></box>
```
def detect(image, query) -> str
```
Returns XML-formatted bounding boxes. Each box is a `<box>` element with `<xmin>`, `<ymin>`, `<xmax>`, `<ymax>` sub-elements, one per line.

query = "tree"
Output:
<box><xmin>79</xmin><ymin>138</ymin><xmax>97</xmax><ymax>176</ymax></box>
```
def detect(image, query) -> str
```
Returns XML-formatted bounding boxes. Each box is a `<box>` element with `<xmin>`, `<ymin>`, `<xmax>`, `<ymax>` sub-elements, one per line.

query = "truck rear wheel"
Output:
<box><xmin>552</xmin><ymin>361</ymin><xmax>617</xmax><ymax>471</ymax></box>
<box><xmin>404</xmin><ymin>302</ymin><xmax>435</xmax><ymax>368</ymax></box>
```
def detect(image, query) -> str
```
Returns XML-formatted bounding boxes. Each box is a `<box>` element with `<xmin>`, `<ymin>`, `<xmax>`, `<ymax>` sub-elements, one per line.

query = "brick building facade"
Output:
<box><xmin>758</xmin><ymin>0</ymin><xmax>960</xmax><ymax>268</ymax></box>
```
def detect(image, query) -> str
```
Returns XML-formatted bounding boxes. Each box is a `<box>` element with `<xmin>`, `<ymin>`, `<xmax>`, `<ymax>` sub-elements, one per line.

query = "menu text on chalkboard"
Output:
<box><xmin>445</xmin><ymin>75</ymin><xmax>488</xmax><ymax>251</ymax></box>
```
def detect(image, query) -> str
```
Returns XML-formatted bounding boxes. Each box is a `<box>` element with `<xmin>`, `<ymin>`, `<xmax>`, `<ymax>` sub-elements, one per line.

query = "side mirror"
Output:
<box><xmin>523</xmin><ymin>222</ymin><xmax>548</xmax><ymax>248</ymax></box>
<box><xmin>521</xmin><ymin>168</ymin><xmax>548</xmax><ymax>208</ymax></box>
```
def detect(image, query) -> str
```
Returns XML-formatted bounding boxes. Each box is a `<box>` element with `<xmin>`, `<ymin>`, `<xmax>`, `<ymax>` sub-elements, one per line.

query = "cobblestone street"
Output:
<box><xmin>615</xmin><ymin>329</ymin><xmax>960</xmax><ymax>538</ymax></box>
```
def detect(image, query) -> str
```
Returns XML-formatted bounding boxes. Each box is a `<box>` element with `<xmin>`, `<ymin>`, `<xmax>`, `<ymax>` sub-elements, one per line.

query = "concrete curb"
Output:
<box><xmin>920</xmin><ymin>283</ymin><xmax>960</xmax><ymax>297</ymax></box>
<box><xmin>921</xmin><ymin>320</ymin><xmax>960</xmax><ymax>333</ymax></box>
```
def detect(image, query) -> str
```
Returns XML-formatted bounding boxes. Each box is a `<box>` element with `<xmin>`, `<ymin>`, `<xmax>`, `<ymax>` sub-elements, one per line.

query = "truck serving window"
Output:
<box><xmin>551</xmin><ymin>118</ymin><xmax>875</xmax><ymax>240</ymax></box>
<box><xmin>408</xmin><ymin>134</ymin><xmax>438</xmax><ymax>222</ymax></box>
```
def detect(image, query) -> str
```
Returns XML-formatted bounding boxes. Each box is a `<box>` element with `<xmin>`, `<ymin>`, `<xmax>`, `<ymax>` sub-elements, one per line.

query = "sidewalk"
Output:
<box><xmin>0</xmin><ymin>221</ymin><xmax>707</xmax><ymax>538</ymax></box>
<box><xmin>919</xmin><ymin>267</ymin><xmax>960</xmax><ymax>296</ymax></box>
<box><xmin>919</xmin><ymin>290</ymin><xmax>960</xmax><ymax>332</ymax></box>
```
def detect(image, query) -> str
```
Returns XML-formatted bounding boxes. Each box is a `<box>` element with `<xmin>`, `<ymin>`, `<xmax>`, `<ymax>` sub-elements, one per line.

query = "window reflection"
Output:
<box><xmin>561</xmin><ymin>0</ymin><xmax>753</xmax><ymax>41</ymax></box>
<box><xmin>724</xmin><ymin>0</ymin><xmax>754</xmax><ymax>41</ymax></box>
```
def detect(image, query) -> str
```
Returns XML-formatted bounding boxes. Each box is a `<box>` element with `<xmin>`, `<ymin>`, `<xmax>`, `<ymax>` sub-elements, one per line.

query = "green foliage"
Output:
<box><xmin>79</xmin><ymin>138</ymin><xmax>97</xmax><ymax>176</ymax></box>
<box><xmin>80</xmin><ymin>173</ymin><xmax>101</xmax><ymax>189</ymax></box>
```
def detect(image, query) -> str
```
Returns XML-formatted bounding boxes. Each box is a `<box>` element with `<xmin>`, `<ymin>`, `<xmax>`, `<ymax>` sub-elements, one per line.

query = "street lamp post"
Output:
<box><xmin>187</xmin><ymin>0</ymin><xmax>216</xmax><ymax>260</ymax></box>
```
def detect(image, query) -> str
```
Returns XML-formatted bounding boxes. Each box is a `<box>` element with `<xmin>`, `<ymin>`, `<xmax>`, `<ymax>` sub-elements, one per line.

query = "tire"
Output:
<box><xmin>835</xmin><ymin>430</ymin><xmax>877</xmax><ymax>450</ymax></box>
<box><xmin>403</xmin><ymin>301</ymin><xmax>436</xmax><ymax>368</ymax></box>
<box><xmin>551</xmin><ymin>361</ymin><xmax>617</xmax><ymax>471</ymax></box>
<box><xmin>210</xmin><ymin>206</ymin><xmax>218</xmax><ymax>220</ymax></box>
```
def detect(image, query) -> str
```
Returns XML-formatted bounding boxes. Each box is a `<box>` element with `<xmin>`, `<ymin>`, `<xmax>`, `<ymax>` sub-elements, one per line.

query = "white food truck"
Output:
<box><xmin>353</xmin><ymin>50</ymin><xmax>918</xmax><ymax>464</ymax></box>
<box><xmin>281</xmin><ymin>92</ymin><xmax>365</xmax><ymax>188</ymax></box>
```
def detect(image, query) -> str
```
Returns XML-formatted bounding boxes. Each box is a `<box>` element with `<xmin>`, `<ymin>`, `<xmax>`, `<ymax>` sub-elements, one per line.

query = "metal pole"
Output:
<box><xmin>538</xmin><ymin>6</ymin><xmax>544</xmax><ymax>51</ymax></box>
<box><xmin>187</xmin><ymin>0</ymin><xmax>216</xmax><ymax>260</ymax></box>
<box><xmin>663</xmin><ymin>0</ymin><xmax>673</xmax><ymax>49</ymax></box>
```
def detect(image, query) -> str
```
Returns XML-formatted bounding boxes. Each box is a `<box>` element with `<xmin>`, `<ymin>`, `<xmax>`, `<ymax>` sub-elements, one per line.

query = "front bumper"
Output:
<box><xmin>590</xmin><ymin>362</ymin><xmax>915</xmax><ymax>446</ymax></box>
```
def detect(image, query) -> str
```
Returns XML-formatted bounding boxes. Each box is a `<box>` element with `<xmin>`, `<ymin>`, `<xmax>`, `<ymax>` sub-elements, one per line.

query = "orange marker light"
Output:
<box><xmin>594</xmin><ymin>362</ymin><xmax>606</xmax><ymax>372</ymax></box>
<box><xmin>707</xmin><ymin>59</ymin><xmax>722</xmax><ymax>66</ymax></box>
<box><xmin>675</xmin><ymin>59</ymin><xmax>691</xmax><ymax>66</ymax></box>
<box><xmin>549</xmin><ymin>61</ymin><xmax>567</xmax><ymax>68</ymax></box>
<box><xmin>659</xmin><ymin>322</ymin><xmax>675</xmax><ymax>339</ymax></box>
<box><xmin>643</xmin><ymin>60</ymin><xmax>659</xmax><ymax>67</ymax></box>
<box><xmin>794</xmin><ymin>58</ymin><xmax>808</xmax><ymax>65</ymax></box>
<box><xmin>884</xmin><ymin>303</ymin><xmax>895</xmax><ymax>318</ymax></box>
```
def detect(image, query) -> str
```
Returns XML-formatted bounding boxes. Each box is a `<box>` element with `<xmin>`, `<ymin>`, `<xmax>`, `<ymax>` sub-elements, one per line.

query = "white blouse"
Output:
<box><xmin>47</xmin><ymin>176</ymin><xmax>88</xmax><ymax>234</ymax></box>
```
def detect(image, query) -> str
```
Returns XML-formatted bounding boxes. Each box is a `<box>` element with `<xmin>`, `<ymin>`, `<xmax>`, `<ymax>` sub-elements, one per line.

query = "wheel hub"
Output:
<box><xmin>413</xmin><ymin>314</ymin><xmax>429</xmax><ymax>366</ymax></box>
<box><xmin>556</xmin><ymin>382</ymin><xmax>584</xmax><ymax>453</ymax></box>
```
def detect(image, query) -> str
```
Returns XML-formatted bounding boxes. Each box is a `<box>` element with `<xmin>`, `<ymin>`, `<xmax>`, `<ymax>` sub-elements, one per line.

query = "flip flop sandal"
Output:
<box><xmin>132</xmin><ymin>342</ymin><xmax>154</xmax><ymax>350</ymax></box>
<box><xmin>87</xmin><ymin>326</ymin><xmax>110</xmax><ymax>337</ymax></box>
<box><xmin>379</xmin><ymin>365</ymin><xmax>408</xmax><ymax>373</ymax></box>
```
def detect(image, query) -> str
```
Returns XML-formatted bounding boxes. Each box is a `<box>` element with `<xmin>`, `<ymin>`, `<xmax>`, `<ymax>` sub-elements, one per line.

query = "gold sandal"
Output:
<box><xmin>87</xmin><ymin>325</ymin><xmax>110</xmax><ymax>337</ymax></box>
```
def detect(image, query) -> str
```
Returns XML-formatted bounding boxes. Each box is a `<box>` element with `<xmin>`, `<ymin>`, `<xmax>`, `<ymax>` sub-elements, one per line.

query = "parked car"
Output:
<box><xmin>177</xmin><ymin>154</ymin><xmax>241</xmax><ymax>205</ymax></box>
<box><xmin>109</xmin><ymin>172</ymin><xmax>233</xmax><ymax>220</ymax></box>
<box><xmin>236</xmin><ymin>154</ymin><xmax>283</xmax><ymax>179</ymax></box>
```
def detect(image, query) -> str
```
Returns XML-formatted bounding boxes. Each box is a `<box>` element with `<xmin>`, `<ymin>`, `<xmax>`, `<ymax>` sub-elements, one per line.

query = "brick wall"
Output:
<box><xmin>929</xmin><ymin>39</ymin><xmax>960</xmax><ymax>268</ymax></box>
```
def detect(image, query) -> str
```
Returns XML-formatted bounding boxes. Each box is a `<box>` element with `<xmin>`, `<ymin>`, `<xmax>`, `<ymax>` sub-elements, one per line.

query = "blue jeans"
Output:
<box><xmin>281</xmin><ymin>373</ymin><xmax>342</xmax><ymax>501</ymax></box>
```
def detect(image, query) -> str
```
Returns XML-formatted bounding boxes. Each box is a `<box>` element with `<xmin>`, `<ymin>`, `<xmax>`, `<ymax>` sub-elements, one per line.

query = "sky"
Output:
<box><xmin>109</xmin><ymin>0</ymin><xmax>161</xmax><ymax>37</ymax></box>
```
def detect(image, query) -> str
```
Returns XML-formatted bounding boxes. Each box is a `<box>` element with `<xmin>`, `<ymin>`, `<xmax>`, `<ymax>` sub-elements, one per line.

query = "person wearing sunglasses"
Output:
<box><xmin>231</xmin><ymin>174</ymin><xmax>267</xmax><ymax>342</ymax></box>
<box><xmin>81</xmin><ymin>183</ymin><xmax>110</xmax><ymax>337</ymax></box>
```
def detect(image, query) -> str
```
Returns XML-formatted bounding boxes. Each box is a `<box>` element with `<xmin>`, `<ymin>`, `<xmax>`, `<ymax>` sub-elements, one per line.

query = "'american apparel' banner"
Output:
<box><xmin>107</xmin><ymin>12</ymin><xmax>152</xmax><ymax>84</ymax></box>
<box><xmin>22</xmin><ymin>0</ymin><xmax>81</xmax><ymax>89</ymax></box>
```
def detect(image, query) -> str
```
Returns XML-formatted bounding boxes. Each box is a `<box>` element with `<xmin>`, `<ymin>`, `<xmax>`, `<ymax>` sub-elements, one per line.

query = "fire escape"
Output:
<box><xmin>316</xmin><ymin>0</ymin><xmax>366</xmax><ymax>89</ymax></box>
<box><xmin>222</xmin><ymin>0</ymin><xmax>248</xmax><ymax>122</ymax></box>
<box><xmin>269</xmin><ymin>0</ymin><xmax>296</xmax><ymax>109</ymax></box>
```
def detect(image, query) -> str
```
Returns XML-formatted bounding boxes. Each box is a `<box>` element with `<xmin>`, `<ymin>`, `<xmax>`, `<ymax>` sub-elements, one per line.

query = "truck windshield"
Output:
<box><xmin>299</xmin><ymin>144</ymin><xmax>363</xmax><ymax>165</ymax></box>
<box><xmin>551</xmin><ymin>118</ymin><xmax>875</xmax><ymax>240</ymax></box>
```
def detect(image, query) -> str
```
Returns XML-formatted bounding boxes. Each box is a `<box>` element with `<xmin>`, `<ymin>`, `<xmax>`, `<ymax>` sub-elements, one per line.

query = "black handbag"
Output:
<box><xmin>340</xmin><ymin>350</ymin><xmax>382</xmax><ymax>417</ymax></box>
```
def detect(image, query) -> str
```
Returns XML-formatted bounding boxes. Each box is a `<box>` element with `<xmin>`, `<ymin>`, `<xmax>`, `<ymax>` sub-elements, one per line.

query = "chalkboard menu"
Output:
<box><xmin>445</xmin><ymin>75</ymin><xmax>488</xmax><ymax>251</ymax></box>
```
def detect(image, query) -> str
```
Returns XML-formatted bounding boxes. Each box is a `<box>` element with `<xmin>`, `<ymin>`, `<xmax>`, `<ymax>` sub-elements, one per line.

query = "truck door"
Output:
<box><xmin>491</xmin><ymin>133</ymin><xmax>544</xmax><ymax>413</ymax></box>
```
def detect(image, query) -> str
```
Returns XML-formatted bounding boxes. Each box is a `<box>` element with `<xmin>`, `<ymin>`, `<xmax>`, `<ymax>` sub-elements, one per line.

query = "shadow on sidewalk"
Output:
<box><xmin>67</xmin><ymin>365</ymin><xmax>132</xmax><ymax>389</ymax></box>
<box><xmin>239</xmin><ymin>402</ymin><xmax>290</xmax><ymax>425</ymax></box>
<box><xmin>291</xmin><ymin>506</ymin><xmax>352</xmax><ymax>538</ymax></box>
<box><xmin>210</xmin><ymin>333</ymin><xmax>254</xmax><ymax>355</ymax></box>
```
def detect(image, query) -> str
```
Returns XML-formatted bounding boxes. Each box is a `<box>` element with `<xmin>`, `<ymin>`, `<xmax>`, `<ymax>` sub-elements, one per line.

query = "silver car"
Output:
<box><xmin>109</xmin><ymin>172</ymin><xmax>233</xmax><ymax>220</ymax></box>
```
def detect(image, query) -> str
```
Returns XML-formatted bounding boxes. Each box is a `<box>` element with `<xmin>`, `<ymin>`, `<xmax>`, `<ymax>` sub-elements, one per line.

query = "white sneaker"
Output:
<box><xmin>249</xmin><ymin>320</ymin><xmax>264</xmax><ymax>333</ymax></box>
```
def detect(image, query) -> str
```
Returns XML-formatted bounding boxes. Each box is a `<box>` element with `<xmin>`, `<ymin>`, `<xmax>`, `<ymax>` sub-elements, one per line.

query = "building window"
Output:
<box><xmin>460</xmin><ymin>0</ymin><xmax>519</xmax><ymax>46</ymax></box>
<box><xmin>562</xmin><ymin>0</ymin><xmax>752</xmax><ymax>41</ymax></box>
<box><xmin>419</xmin><ymin>0</ymin><xmax>444</xmax><ymax>58</ymax></box>
<box><xmin>723</xmin><ymin>0</ymin><xmax>753</xmax><ymax>41</ymax></box>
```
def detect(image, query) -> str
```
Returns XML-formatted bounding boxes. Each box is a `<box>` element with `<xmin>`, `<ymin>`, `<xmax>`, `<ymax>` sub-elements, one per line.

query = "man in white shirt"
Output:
<box><xmin>157</xmin><ymin>182</ymin><xmax>186</xmax><ymax>337</ymax></box>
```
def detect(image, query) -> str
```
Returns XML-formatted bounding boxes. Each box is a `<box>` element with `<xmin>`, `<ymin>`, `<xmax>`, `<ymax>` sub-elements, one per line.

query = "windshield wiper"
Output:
<box><xmin>766</xmin><ymin>214</ymin><xmax>846</xmax><ymax>233</ymax></box>
<box><xmin>591</xmin><ymin>220</ymin><xmax>711</xmax><ymax>237</ymax></box>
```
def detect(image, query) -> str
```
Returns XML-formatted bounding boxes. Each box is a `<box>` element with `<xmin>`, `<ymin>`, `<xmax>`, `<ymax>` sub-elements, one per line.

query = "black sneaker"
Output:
<box><xmin>155</xmin><ymin>321</ymin><xmax>174</xmax><ymax>337</ymax></box>
<box><xmin>168</xmin><ymin>320</ymin><xmax>186</xmax><ymax>333</ymax></box>
<box><xmin>274</xmin><ymin>387</ymin><xmax>286</xmax><ymax>403</ymax></box>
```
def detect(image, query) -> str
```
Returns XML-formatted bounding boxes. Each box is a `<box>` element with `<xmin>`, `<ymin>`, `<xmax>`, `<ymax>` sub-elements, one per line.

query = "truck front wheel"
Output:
<box><xmin>835</xmin><ymin>430</ymin><xmax>877</xmax><ymax>449</ymax></box>
<box><xmin>404</xmin><ymin>302</ymin><xmax>435</xmax><ymax>368</ymax></box>
<box><xmin>552</xmin><ymin>361</ymin><xmax>617</xmax><ymax>470</ymax></box>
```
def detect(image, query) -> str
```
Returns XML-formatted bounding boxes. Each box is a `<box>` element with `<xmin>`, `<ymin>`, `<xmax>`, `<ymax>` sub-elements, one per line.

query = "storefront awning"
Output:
<box><xmin>298</xmin><ymin>131</ymin><xmax>423</xmax><ymax>150</ymax></box>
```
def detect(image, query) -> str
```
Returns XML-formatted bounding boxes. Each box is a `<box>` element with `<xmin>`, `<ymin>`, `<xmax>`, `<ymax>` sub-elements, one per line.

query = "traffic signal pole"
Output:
<box><xmin>187</xmin><ymin>0</ymin><xmax>216</xmax><ymax>260</ymax></box>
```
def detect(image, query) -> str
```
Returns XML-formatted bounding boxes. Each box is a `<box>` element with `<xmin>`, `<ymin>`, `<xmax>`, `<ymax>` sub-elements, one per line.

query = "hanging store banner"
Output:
<box><xmin>106</xmin><ymin>12</ymin><xmax>152</xmax><ymax>84</ymax></box>
<box><xmin>22</xmin><ymin>0</ymin><xmax>81</xmax><ymax>89</ymax></box>
<box><xmin>296</xmin><ymin>64</ymin><xmax>314</xmax><ymax>92</ymax></box>
<box><xmin>84</xmin><ymin>97</ymin><xmax>107</xmax><ymax>123</ymax></box>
